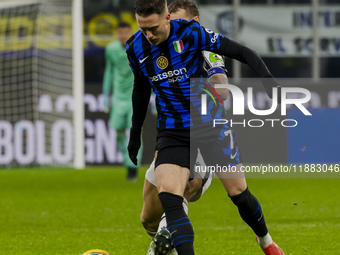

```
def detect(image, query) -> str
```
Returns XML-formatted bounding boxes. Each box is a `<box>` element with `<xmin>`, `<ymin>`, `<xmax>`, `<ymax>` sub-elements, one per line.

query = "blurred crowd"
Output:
<box><xmin>84</xmin><ymin>0</ymin><xmax>340</xmax><ymax>8</ymax></box>
<box><xmin>83</xmin><ymin>0</ymin><xmax>340</xmax><ymax>84</ymax></box>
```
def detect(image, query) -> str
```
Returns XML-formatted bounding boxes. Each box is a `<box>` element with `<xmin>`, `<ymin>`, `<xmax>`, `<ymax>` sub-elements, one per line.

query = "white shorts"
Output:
<box><xmin>145</xmin><ymin>149</ymin><xmax>214</xmax><ymax>197</ymax></box>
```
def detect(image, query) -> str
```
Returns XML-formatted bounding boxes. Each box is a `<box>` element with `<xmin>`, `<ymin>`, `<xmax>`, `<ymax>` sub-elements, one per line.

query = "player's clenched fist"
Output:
<box><xmin>128</xmin><ymin>128</ymin><xmax>141</xmax><ymax>165</ymax></box>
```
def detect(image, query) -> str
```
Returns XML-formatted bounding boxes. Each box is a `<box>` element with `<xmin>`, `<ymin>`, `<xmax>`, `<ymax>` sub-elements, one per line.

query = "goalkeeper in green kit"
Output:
<box><xmin>102</xmin><ymin>22</ymin><xmax>142</xmax><ymax>180</ymax></box>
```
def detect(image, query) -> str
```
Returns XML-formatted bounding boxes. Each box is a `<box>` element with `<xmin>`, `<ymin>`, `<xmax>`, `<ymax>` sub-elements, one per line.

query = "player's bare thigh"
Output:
<box><xmin>216</xmin><ymin>163</ymin><xmax>247</xmax><ymax>196</ymax></box>
<box><xmin>141</xmin><ymin>178</ymin><xmax>164</xmax><ymax>232</ymax></box>
<box><xmin>155</xmin><ymin>163</ymin><xmax>190</xmax><ymax>196</ymax></box>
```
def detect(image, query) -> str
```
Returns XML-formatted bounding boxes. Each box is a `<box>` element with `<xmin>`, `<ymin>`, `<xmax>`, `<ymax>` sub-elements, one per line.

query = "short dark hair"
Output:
<box><xmin>168</xmin><ymin>0</ymin><xmax>200</xmax><ymax>17</ymax></box>
<box><xmin>117</xmin><ymin>22</ymin><xmax>131</xmax><ymax>29</ymax></box>
<box><xmin>134</xmin><ymin>0</ymin><xmax>167</xmax><ymax>16</ymax></box>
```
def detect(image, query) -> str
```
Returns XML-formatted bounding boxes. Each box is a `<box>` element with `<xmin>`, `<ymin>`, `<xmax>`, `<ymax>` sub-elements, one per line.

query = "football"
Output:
<box><xmin>82</xmin><ymin>249</ymin><xmax>111</xmax><ymax>255</ymax></box>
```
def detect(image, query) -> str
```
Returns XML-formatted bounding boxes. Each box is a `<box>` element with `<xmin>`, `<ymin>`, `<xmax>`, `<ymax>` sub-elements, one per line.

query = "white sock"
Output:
<box><xmin>257</xmin><ymin>233</ymin><xmax>273</xmax><ymax>248</ymax></box>
<box><xmin>183</xmin><ymin>197</ymin><xmax>189</xmax><ymax>215</ymax></box>
<box><xmin>157</xmin><ymin>213</ymin><xmax>167</xmax><ymax>232</ymax></box>
<box><xmin>146</xmin><ymin>229</ymin><xmax>157</xmax><ymax>240</ymax></box>
<box><xmin>157</xmin><ymin>197</ymin><xmax>189</xmax><ymax>232</ymax></box>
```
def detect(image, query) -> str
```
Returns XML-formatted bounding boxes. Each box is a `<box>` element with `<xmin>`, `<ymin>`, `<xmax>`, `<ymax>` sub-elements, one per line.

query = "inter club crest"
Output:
<box><xmin>173</xmin><ymin>40</ymin><xmax>184</xmax><ymax>53</ymax></box>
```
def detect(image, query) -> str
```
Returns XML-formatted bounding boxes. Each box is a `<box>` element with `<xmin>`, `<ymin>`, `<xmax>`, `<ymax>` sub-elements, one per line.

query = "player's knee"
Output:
<box><xmin>229</xmin><ymin>187</ymin><xmax>250</xmax><ymax>205</ymax></box>
<box><xmin>140</xmin><ymin>213</ymin><xmax>159</xmax><ymax>232</ymax></box>
<box><xmin>228</xmin><ymin>185</ymin><xmax>247</xmax><ymax>197</ymax></box>
<box><xmin>184</xmin><ymin>178</ymin><xmax>202</xmax><ymax>202</ymax></box>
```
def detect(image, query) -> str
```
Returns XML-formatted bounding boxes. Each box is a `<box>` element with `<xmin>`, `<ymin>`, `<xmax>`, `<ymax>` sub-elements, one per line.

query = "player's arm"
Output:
<box><xmin>218</xmin><ymin>39</ymin><xmax>280</xmax><ymax>99</ymax></box>
<box><xmin>128</xmin><ymin>70</ymin><xmax>151</xmax><ymax>165</ymax></box>
<box><xmin>102</xmin><ymin>45</ymin><xmax>114</xmax><ymax>112</ymax></box>
<box><xmin>209</xmin><ymin>74</ymin><xmax>229</xmax><ymax>100</ymax></box>
<box><xmin>198</xmin><ymin>25</ymin><xmax>280</xmax><ymax>99</ymax></box>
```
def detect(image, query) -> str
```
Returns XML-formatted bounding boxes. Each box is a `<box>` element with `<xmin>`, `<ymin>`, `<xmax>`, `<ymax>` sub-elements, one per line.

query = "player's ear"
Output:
<box><xmin>194</xmin><ymin>16</ymin><xmax>200</xmax><ymax>23</ymax></box>
<box><xmin>165</xmin><ymin>12</ymin><xmax>171</xmax><ymax>22</ymax></box>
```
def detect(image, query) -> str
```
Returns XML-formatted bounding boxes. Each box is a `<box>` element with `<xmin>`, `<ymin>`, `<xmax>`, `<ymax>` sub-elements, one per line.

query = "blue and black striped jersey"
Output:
<box><xmin>127</xmin><ymin>19</ymin><xmax>273</xmax><ymax>131</ymax></box>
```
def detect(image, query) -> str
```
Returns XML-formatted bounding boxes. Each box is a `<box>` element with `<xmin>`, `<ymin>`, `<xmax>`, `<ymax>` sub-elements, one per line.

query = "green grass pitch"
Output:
<box><xmin>0</xmin><ymin>166</ymin><xmax>339</xmax><ymax>255</ymax></box>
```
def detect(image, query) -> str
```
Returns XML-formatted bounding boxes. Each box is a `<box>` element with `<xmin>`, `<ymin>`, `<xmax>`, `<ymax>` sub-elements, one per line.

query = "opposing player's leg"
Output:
<box><xmin>217</xmin><ymin>165</ymin><xmax>270</xmax><ymax>239</ymax></box>
<box><xmin>141</xmin><ymin>177</ymin><xmax>164</xmax><ymax>238</ymax></box>
<box><xmin>199</xmin><ymin>126</ymin><xmax>284</xmax><ymax>255</ymax></box>
<box><xmin>186</xmin><ymin>149</ymin><xmax>212</xmax><ymax>202</ymax></box>
<box><xmin>219</xmin><ymin>169</ymin><xmax>284</xmax><ymax>254</ymax></box>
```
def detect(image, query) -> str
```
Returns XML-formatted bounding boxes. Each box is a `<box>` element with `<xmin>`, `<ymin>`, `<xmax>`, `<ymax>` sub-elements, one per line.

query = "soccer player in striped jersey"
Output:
<box><xmin>141</xmin><ymin>2</ymin><xmax>230</xmax><ymax>254</ymax></box>
<box><xmin>127</xmin><ymin>0</ymin><xmax>284</xmax><ymax>254</ymax></box>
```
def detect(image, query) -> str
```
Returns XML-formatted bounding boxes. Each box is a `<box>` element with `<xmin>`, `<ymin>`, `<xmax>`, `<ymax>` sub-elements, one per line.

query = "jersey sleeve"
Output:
<box><xmin>126</xmin><ymin>45</ymin><xmax>152</xmax><ymax>131</ymax></box>
<box><xmin>126</xmin><ymin>53</ymin><xmax>136</xmax><ymax>73</ymax></box>
<box><xmin>130</xmin><ymin>71</ymin><xmax>151</xmax><ymax>132</ymax></box>
<box><xmin>196</xmin><ymin>24</ymin><xmax>272</xmax><ymax>78</ymax></box>
<box><xmin>197</xmin><ymin>25</ymin><xmax>228</xmax><ymax>56</ymax></box>
<box><xmin>126</xmin><ymin>39</ymin><xmax>139</xmax><ymax>74</ymax></box>
<box><xmin>196</xmin><ymin>24</ymin><xmax>280</xmax><ymax>99</ymax></box>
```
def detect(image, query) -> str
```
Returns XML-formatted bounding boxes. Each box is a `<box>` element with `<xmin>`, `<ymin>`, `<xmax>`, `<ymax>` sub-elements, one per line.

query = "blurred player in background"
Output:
<box><xmin>127</xmin><ymin>0</ymin><xmax>284</xmax><ymax>254</ymax></box>
<box><xmin>102</xmin><ymin>22</ymin><xmax>142</xmax><ymax>180</ymax></box>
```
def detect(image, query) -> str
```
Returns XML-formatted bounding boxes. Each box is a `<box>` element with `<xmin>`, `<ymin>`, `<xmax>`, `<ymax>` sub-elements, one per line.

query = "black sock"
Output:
<box><xmin>158</xmin><ymin>192</ymin><xmax>195</xmax><ymax>255</ymax></box>
<box><xmin>230</xmin><ymin>187</ymin><xmax>268</xmax><ymax>237</ymax></box>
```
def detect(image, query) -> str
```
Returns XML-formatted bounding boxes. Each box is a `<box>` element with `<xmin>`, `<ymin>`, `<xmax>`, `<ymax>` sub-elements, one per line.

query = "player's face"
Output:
<box><xmin>170</xmin><ymin>8</ymin><xmax>200</xmax><ymax>23</ymax></box>
<box><xmin>117</xmin><ymin>27</ymin><xmax>133</xmax><ymax>47</ymax></box>
<box><xmin>136</xmin><ymin>12</ymin><xmax>171</xmax><ymax>45</ymax></box>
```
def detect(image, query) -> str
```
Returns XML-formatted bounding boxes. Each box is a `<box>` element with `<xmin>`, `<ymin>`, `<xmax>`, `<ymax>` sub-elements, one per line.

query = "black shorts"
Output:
<box><xmin>154</xmin><ymin>125</ymin><xmax>242</xmax><ymax>171</ymax></box>
<box><xmin>191</xmin><ymin>123</ymin><xmax>242</xmax><ymax>167</ymax></box>
<box><xmin>154</xmin><ymin>129</ymin><xmax>191</xmax><ymax>169</ymax></box>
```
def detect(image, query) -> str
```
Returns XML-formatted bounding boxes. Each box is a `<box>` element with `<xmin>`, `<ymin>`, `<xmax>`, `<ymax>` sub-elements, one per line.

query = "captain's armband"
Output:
<box><xmin>208</xmin><ymin>66</ymin><xmax>227</xmax><ymax>80</ymax></box>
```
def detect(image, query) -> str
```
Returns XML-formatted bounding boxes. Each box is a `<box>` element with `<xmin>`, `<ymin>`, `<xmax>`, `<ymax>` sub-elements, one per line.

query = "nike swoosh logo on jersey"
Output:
<box><xmin>230</xmin><ymin>152</ymin><xmax>237</xmax><ymax>159</ymax></box>
<box><xmin>139</xmin><ymin>55</ymin><xmax>149</xmax><ymax>63</ymax></box>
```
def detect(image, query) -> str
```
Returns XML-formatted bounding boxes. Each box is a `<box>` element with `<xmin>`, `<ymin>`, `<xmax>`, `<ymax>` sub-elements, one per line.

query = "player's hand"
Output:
<box><xmin>262</xmin><ymin>77</ymin><xmax>281</xmax><ymax>104</ymax></box>
<box><xmin>128</xmin><ymin>128</ymin><xmax>141</xmax><ymax>165</ymax></box>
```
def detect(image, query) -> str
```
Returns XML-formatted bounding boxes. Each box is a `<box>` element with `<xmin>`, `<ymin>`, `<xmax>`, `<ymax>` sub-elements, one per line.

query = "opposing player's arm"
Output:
<box><xmin>198</xmin><ymin>25</ymin><xmax>280</xmax><ymax>100</ymax></box>
<box><xmin>218</xmin><ymin>39</ymin><xmax>281</xmax><ymax>99</ymax></box>
<box><xmin>209</xmin><ymin>74</ymin><xmax>229</xmax><ymax>100</ymax></box>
